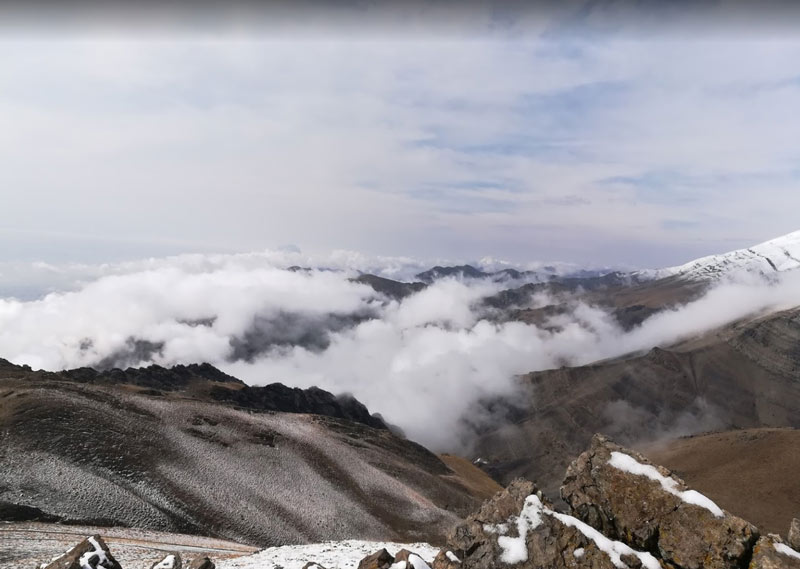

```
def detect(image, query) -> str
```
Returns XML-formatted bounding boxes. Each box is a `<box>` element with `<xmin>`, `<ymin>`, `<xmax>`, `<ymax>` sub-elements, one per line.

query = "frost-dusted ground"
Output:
<box><xmin>218</xmin><ymin>540</ymin><xmax>440</xmax><ymax>569</ymax></box>
<box><xmin>0</xmin><ymin>522</ymin><xmax>258</xmax><ymax>569</ymax></box>
<box><xmin>0</xmin><ymin>377</ymin><xmax>487</xmax><ymax>547</ymax></box>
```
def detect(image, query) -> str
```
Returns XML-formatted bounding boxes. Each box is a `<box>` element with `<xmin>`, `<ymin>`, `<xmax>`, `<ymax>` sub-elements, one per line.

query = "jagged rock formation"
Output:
<box><xmin>561</xmin><ymin>434</ymin><xmax>758</xmax><ymax>569</ymax></box>
<box><xmin>442</xmin><ymin>435</ymin><xmax>799</xmax><ymax>569</ymax></box>
<box><xmin>0</xmin><ymin>358</ymin><xmax>388</xmax><ymax>430</ymax></box>
<box><xmin>444</xmin><ymin>479</ymin><xmax>662</xmax><ymax>569</ymax></box>
<box><xmin>41</xmin><ymin>535</ymin><xmax>123</xmax><ymax>569</ymax></box>
<box><xmin>356</xmin><ymin>549</ymin><xmax>394</xmax><ymax>569</ymax></box>
<box><xmin>749</xmin><ymin>535</ymin><xmax>800</xmax><ymax>569</ymax></box>
<box><xmin>790</xmin><ymin>519</ymin><xmax>800</xmax><ymax>550</ymax></box>
<box><xmin>150</xmin><ymin>553</ymin><xmax>181</xmax><ymax>569</ymax></box>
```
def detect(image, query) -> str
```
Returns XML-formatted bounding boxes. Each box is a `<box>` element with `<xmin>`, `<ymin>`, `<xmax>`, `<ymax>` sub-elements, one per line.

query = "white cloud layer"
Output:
<box><xmin>2</xmin><ymin>255</ymin><xmax>799</xmax><ymax>450</ymax></box>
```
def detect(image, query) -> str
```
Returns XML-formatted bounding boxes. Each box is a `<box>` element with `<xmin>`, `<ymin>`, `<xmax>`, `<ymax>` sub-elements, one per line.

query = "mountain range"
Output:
<box><xmin>2</xmin><ymin>230</ymin><xmax>800</xmax><ymax>565</ymax></box>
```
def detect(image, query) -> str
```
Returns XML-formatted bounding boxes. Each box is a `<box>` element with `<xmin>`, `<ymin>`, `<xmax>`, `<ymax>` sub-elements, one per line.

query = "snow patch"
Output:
<box><xmin>550</xmin><ymin>511</ymin><xmax>661</xmax><ymax>569</ymax></box>
<box><xmin>79</xmin><ymin>537</ymin><xmax>111</xmax><ymax>569</ymax></box>
<box><xmin>407</xmin><ymin>553</ymin><xmax>432</xmax><ymax>569</ymax></box>
<box><xmin>493</xmin><ymin>494</ymin><xmax>660</xmax><ymax>569</ymax></box>
<box><xmin>573</xmin><ymin>548</ymin><xmax>585</xmax><ymax>559</ymax></box>
<box><xmin>496</xmin><ymin>495</ymin><xmax>545</xmax><ymax>563</ymax></box>
<box><xmin>775</xmin><ymin>542</ymin><xmax>800</xmax><ymax>560</ymax></box>
<box><xmin>217</xmin><ymin>540</ymin><xmax>439</xmax><ymax>569</ymax></box>
<box><xmin>608</xmin><ymin>451</ymin><xmax>724</xmax><ymax>517</ymax></box>
<box><xmin>445</xmin><ymin>551</ymin><xmax>461</xmax><ymax>563</ymax></box>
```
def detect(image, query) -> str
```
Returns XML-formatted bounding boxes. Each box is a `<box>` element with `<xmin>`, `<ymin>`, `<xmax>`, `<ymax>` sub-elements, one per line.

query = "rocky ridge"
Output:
<box><xmin>35</xmin><ymin>434</ymin><xmax>800</xmax><ymax>569</ymax></box>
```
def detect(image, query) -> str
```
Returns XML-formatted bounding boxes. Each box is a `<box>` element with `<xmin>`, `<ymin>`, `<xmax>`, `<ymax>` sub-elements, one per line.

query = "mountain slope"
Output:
<box><xmin>0</xmin><ymin>364</ymin><xmax>494</xmax><ymax>547</ymax></box>
<box><xmin>650</xmin><ymin>230</ymin><xmax>800</xmax><ymax>281</ymax></box>
<box><xmin>469</xmin><ymin>306</ymin><xmax>800</xmax><ymax>500</ymax></box>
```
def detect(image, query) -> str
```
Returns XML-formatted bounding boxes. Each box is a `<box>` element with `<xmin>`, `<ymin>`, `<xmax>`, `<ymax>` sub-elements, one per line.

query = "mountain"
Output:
<box><xmin>646</xmin><ymin>230</ymin><xmax>800</xmax><ymax>281</ymax></box>
<box><xmin>468</xmin><ymin>305</ymin><xmax>800</xmax><ymax>503</ymax></box>
<box><xmin>0</xmin><ymin>360</ymin><xmax>497</xmax><ymax>547</ymax></box>
<box><xmin>414</xmin><ymin>265</ymin><xmax>493</xmax><ymax>283</ymax></box>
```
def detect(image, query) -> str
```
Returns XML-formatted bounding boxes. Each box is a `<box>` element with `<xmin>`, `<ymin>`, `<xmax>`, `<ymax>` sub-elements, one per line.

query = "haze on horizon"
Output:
<box><xmin>3</xmin><ymin>1</ymin><xmax>800</xmax><ymax>269</ymax></box>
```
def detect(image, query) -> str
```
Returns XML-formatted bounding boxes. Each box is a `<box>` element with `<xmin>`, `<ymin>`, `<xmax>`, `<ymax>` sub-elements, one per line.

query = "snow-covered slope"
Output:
<box><xmin>648</xmin><ymin>230</ymin><xmax>800</xmax><ymax>281</ymax></box>
<box><xmin>218</xmin><ymin>540</ymin><xmax>440</xmax><ymax>569</ymax></box>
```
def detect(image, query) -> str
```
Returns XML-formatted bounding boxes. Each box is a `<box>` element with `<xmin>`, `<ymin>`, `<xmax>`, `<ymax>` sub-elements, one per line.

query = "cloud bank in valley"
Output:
<box><xmin>1</xmin><ymin>254</ymin><xmax>799</xmax><ymax>450</ymax></box>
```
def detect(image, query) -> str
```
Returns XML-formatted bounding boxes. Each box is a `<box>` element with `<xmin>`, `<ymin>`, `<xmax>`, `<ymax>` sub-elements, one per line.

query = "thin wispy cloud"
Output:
<box><xmin>1</xmin><ymin>2</ymin><xmax>800</xmax><ymax>267</ymax></box>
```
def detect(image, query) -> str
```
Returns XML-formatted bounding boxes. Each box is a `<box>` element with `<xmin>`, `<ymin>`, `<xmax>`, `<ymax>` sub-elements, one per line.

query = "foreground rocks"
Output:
<box><xmin>444</xmin><ymin>479</ymin><xmax>663</xmax><ymax>569</ymax></box>
<box><xmin>790</xmin><ymin>519</ymin><xmax>800</xmax><ymax>550</ymax></box>
<box><xmin>150</xmin><ymin>553</ymin><xmax>182</xmax><ymax>569</ymax></box>
<box><xmin>34</xmin><ymin>434</ymin><xmax>800</xmax><ymax>569</ymax></box>
<box><xmin>38</xmin><ymin>537</ymin><xmax>212</xmax><ymax>569</ymax></box>
<box><xmin>444</xmin><ymin>434</ymin><xmax>800</xmax><ymax>569</ymax></box>
<box><xmin>41</xmin><ymin>535</ymin><xmax>123</xmax><ymax>569</ymax></box>
<box><xmin>561</xmin><ymin>434</ymin><xmax>758</xmax><ymax>569</ymax></box>
<box><xmin>750</xmin><ymin>535</ymin><xmax>800</xmax><ymax>569</ymax></box>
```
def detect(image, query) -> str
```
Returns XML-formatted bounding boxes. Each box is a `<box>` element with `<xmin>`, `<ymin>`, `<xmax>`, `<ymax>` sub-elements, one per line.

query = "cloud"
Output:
<box><xmin>2</xmin><ymin>21</ymin><xmax>800</xmax><ymax>267</ymax></box>
<box><xmin>3</xmin><ymin>253</ymin><xmax>800</xmax><ymax>451</ymax></box>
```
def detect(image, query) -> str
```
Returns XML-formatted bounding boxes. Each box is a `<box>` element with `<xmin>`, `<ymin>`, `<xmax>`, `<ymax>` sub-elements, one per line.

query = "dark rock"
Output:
<box><xmin>302</xmin><ymin>563</ymin><xmax>328</xmax><ymax>569</ymax></box>
<box><xmin>445</xmin><ymin>479</ymin><xmax>658</xmax><ymax>569</ymax></box>
<box><xmin>186</xmin><ymin>557</ymin><xmax>215</xmax><ymax>569</ymax></box>
<box><xmin>151</xmin><ymin>553</ymin><xmax>182</xmax><ymax>569</ymax></box>
<box><xmin>432</xmin><ymin>549</ymin><xmax>461</xmax><ymax>569</ymax></box>
<box><xmin>561</xmin><ymin>434</ymin><xmax>759</xmax><ymax>569</ymax></box>
<box><xmin>357</xmin><ymin>549</ymin><xmax>394</xmax><ymax>569</ymax></box>
<box><xmin>352</xmin><ymin>274</ymin><xmax>426</xmax><ymax>300</ymax></box>
<box><xmin>749</xmin><ymin>534</ymin><xmax>800</xmax><ymax>569</ymax></box>
<box><xmin>207</xmin><ymin>383</ymin><xmax>388</xmax><ymax>429</ymax></box>
<box><xmin>41</xmin><ymin>535</ymin><xmax>122</xmax><ymax>569</ymax></box>
<box><xmin>394</xmin><ymin>549</ymin><xmax>431</xmax><ymax>569</ymax></box>
<box><xmin>790</xmin><ymin>518</ymin><xmax>800</xmax><ymax>550</ymax></box>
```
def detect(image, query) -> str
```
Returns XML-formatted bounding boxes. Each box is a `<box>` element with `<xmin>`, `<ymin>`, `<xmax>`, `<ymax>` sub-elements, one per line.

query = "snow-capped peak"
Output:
<box><xmin>649</xmin><ymin>230</ymin><xmax>800</xmax><ymax>281</ymax></box>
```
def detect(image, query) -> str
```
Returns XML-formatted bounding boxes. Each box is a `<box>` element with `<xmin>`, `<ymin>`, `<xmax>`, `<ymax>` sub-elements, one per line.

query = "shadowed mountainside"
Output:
<box><xmin>470</xmin><ymin>306</ymin><xmax>800</xmax><ymax>500</ymax></box>
<box><xmin>0</xmin><ymin>361</ymin><xmax>495</xmax><ymax>547</ymax></box>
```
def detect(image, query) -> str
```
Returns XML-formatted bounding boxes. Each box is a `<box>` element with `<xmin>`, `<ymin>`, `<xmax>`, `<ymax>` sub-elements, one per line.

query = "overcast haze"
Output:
<box><xmin>3</xmin><ymin>1</ymin><xmax>800</xmax><ymax>267</ymax></box>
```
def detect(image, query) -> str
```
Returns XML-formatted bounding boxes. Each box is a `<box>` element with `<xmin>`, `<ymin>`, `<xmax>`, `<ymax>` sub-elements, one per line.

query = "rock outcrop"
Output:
<box><xmin>41</xmin><ymin>535</ymin><xmax>123</xmax><ymax>569</ymax></box>
<box><xmin>357</xmin><ymin>549</ymin><xmax>394</xmax><ymax>569</ymax></box>
<box><xmin>186</xmin><ymin>557</ymin><xmax>215</xmax><ymax>569</ymax></box>
<box><xmin>431</xmin><ymin>549</ymin><xmax>461</xmax><ymax>569</ymax></box>
<box><xmin>561</xmin><ymin>434</ymin><xmax>758</xmax><ymax>569</ymax></box>
<box><xmin>445</xmin><ymin>479</ymin><xmax>663</xmax><ymax>569</ymax></box>
<box><xmin>789</xmin><ymin>518</ymin><xmax>800</xmax><ymax>550</ymax></box>
<box><xmin>150</xmin><ymin>553</ymin><xmax>182</xmax><ymax>569</ymax></box>
<box><xmin>394</xmin><ymin>549</ymin><xmax>432</xmax><ymax>569</ymax></box>
<box><xmin>749</xmin><ymin>535</ymin><xmax>800</xmax><ymax>569</ymax></box>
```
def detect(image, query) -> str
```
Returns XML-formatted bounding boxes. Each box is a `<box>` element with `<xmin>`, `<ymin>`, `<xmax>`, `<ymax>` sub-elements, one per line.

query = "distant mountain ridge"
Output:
<box><xmin>645</xmin><ymin>230</ymin><xmax>800</xmax><ymax>281</ymax></box>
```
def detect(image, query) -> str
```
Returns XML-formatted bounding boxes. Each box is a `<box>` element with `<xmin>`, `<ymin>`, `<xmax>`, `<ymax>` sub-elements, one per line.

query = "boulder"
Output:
<box><xmin>302</xmin><ymin>564</ymin><xmax>328</xmax><ymax>569</ymax></box>
<box><xmin>432</xmin><ymin>550</ymin><xmax>461</xmax><ymax>569</ymax></box>
<box><xmin>41</xmin><ymin>535</ymin><xmax>123</xmax><ymax>569</ymax></box>
<box><xmin>151</xmin><ymin>553</ymin><xmax>182</xmax><ymax>569</ymax></box>
<box><xmin>445</xmin><ymin>478</ymin><xmax>663</xmax><ymax>569</ymax></box>
<box><xmin>357</xmin><ymin>549</ymin><xmax>394</xmax><ymax>569</ymax></box>
<box><xmin>186</xmin><ymin>557</ymin><xmax>215</xmax><ymax>569</ymax></box>
<box><xmin>789</xmin><ymin>519</ymin><xmax>800</xmax><ymax>550</ymax></box>
<box><xmin>394</xmin><ymin>549</ymin><xmax>432</xmax><ymax>569</ymax></box>
<box><xmin>749</xmin><ymin>535</ymin><xmax>800</xmax><ymax>569</ymax></box>
<box><xmin>561</xmin><ymin>434</ymin><xmax>759</xmax><ymax>569</ymax></box>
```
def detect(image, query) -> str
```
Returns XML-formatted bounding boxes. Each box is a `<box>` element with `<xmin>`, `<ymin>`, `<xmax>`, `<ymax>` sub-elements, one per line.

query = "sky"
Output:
<box><xmin>3</xmin><ymin>1</ymin><xmax>800</xmax><ymax>268</ymax></box>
